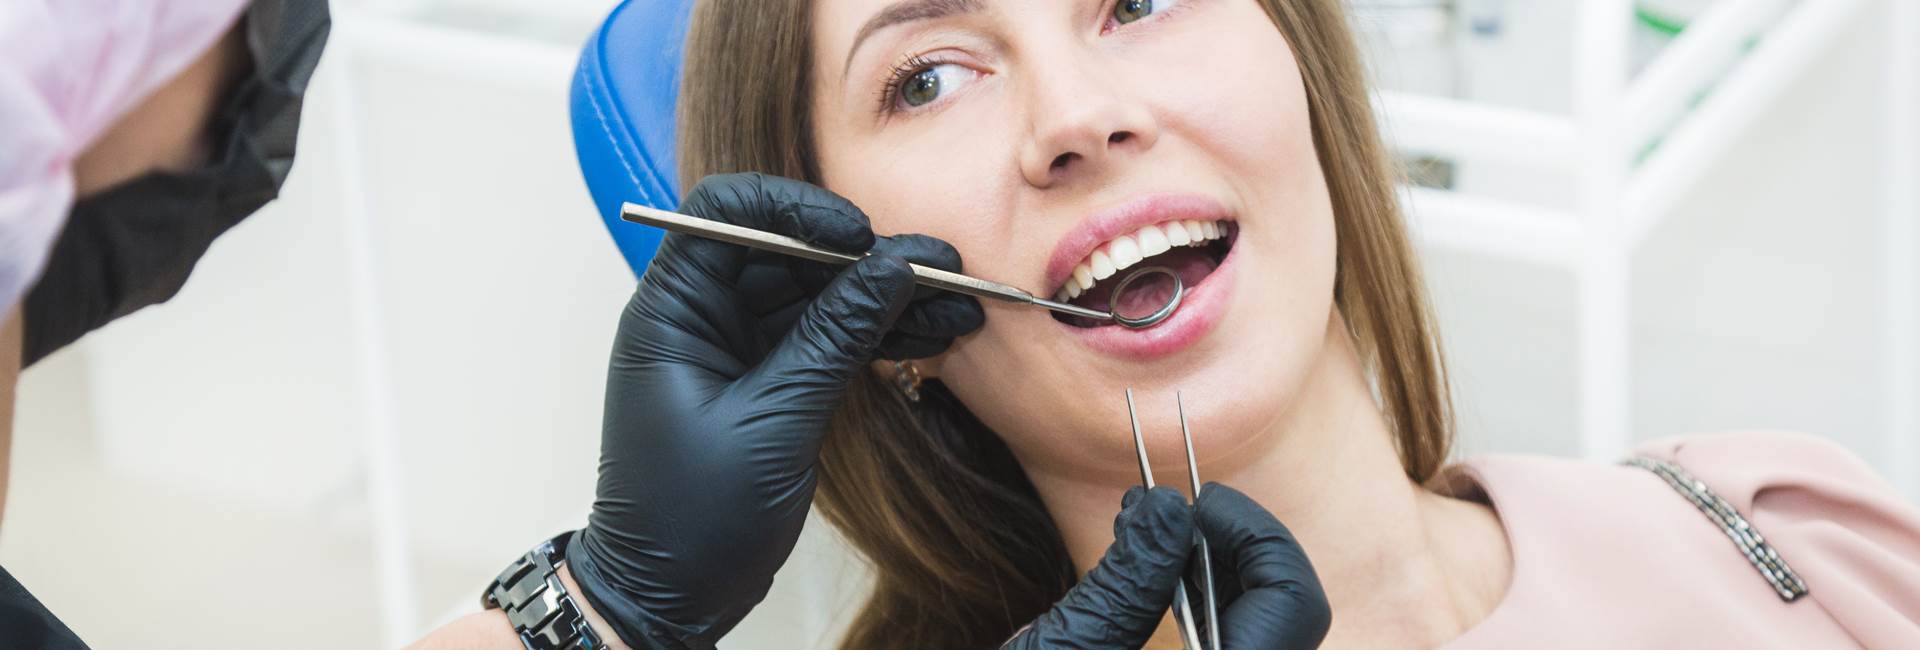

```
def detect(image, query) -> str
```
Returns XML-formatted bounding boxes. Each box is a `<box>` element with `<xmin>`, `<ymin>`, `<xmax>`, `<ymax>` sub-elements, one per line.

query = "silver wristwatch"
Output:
<box><xmin>482</xmin><ymin>531</ymin><xmax>607</xmax><ymax>650</ymax></box>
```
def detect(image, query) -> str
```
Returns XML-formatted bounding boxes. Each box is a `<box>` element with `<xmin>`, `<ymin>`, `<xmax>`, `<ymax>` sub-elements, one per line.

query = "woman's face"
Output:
<box><xmin>811</xmin><ymin>0</ymin><xmax>1338</xmax><ymax>479</ymax></box>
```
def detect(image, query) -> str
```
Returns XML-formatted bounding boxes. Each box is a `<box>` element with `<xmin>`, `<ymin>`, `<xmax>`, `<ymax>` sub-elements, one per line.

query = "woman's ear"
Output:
<box><xmin>868</xmin><ymin>350</ymin><xmax>949</xmax><ymax>384</ymax></box>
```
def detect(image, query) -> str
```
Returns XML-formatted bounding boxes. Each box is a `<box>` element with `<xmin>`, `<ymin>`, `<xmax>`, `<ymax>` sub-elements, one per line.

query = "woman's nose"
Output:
<box><xmin>1018</xmin><ymin>50</ymin><xmax>1160</xmax><ymax>189</ymax></box>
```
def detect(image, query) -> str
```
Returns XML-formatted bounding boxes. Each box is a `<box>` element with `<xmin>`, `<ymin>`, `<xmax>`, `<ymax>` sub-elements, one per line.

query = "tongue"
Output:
<box><xmin>1070</xmin><ymin>247</ymin><xmax>1219</xmax><ymax>324</ymax></box>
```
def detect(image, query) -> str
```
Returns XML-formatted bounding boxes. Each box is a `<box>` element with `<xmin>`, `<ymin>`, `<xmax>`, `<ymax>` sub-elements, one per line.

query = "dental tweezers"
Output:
<box><xmin>1125</xmin><ymin>389</ymin><xmax>1221</xmax><ymax>650</ymax></box>
<box><xmin>619</xmin><ymin>202</ymin><xmax>1182</xmax><ymax>328</ymax></box>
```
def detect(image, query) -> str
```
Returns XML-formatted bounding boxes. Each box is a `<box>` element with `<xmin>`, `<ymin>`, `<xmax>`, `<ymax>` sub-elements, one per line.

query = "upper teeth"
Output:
<box><xmin>1055</xmin><ymin>220</ymin><xmax>1231</xmax><ymax>302</ymax></box>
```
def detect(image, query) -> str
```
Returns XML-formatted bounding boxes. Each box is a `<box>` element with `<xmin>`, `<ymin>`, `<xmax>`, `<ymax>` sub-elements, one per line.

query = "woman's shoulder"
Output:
<box><xmin>1631</xmin><ymin>430</ymin><xmax>1907</xmax><ymax>504</ymax></box>
<box><xmin>1450</xmin><ymin>430</ymin><xmax>1920</xmax><ymax>647</ymax></box>
<box><xmin>1637</xmin><ymin>430</ymin><xmax>1920</xmax><ymax>646</ymax></box>
<box><xmin>1451</xmin><ymin>430</ymin><xmax>1910</xmax><ymax>519</ymax></box>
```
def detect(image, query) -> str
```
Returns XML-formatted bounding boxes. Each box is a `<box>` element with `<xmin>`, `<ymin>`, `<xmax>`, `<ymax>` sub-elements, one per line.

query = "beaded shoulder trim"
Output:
<box><xmin>1623</xmin><ymin>457</ymin><xmax>1810</xmax><ymax>602</ymax></box>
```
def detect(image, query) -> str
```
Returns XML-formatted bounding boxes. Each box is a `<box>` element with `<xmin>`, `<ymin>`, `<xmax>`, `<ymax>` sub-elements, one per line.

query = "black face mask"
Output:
<box><xmin>22</xmin><ymin>0</ymin><xmax>330</xmax><ymax>367</ymax></box>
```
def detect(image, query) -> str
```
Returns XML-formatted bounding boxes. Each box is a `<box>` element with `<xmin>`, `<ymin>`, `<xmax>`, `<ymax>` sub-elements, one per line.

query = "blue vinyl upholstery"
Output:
<box><xmin>570</xmin><ymin>0</ymin><xmax>696</xmax><ymax>277</ymax></box>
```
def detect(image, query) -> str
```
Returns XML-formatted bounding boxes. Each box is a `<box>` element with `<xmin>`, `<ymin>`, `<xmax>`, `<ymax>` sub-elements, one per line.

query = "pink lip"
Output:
<box><xmin>1060</xmin><ymin>235</ymin><xmax>1239</xmax><ymax>360</ymax></box>
<box><xmin>1044</xmin><ymin>194</ymin><xmax>1236</xmax><ymax>295</ymax></box>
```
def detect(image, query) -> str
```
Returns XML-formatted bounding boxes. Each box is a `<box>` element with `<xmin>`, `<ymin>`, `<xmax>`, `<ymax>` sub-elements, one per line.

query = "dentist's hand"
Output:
<box><xmin>1196</xmin><ymin>483</ymin><xmax>1332</xmax><ymax>650</ymax></box>
<box><xmin>564</xmin><ymin>173</ymin><xmax>984</xmax><ymax>649</ymax></box>
<box><xmin>1003</xmin><ymin>486</ymin><xmax>1200</xmax><ymax>650</ymax></box>
<box><xmin>1001</xmin><ymin>484</ymin><xmax>1330</xmax><ymax>650</ymax></box>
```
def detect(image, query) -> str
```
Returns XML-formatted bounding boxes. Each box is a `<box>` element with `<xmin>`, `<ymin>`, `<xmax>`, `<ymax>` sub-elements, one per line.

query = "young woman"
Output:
<box><xmin>428</xmin><ymin>0</ymin><xmax>1920</xmax><ymax>648</ymax></box>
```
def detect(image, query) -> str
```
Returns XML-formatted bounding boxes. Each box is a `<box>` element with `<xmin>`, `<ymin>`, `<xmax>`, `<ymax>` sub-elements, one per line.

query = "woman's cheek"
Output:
<box><xmin>937</xmin><ymin>304</ymin><xmax>1021</xmax><ymax>393</ymax></box>
<box><xmin>939</xmin><ymin>347</ymin><xmax>1066</xmax><ymax>461</ymax></box>
<box><xmin>937</xmin><ymin>313</ymin><xmax>1053</xmax><ymax>410</ymax></box>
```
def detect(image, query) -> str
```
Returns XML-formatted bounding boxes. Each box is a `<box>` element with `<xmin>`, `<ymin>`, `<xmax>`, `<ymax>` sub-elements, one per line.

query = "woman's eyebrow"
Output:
<box><xmin>841</xmin><ymin>0</ymin><xmax>985</xmax><ymax>79</ymax></box>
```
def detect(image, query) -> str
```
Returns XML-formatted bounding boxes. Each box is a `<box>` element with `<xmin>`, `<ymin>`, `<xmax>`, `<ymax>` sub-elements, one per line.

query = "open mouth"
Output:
<box><xmin>1051</xmin><ymin>219</ymin><xmax>1237</xmax><ymax>328</ymax></box>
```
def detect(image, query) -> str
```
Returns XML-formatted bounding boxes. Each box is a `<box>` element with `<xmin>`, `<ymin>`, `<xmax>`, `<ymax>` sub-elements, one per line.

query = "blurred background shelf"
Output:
<box><xmin>4</xmin><ymin>1</ymin><xmax>1914</xmax><ymax>648</ymax></box>
<box><xmin>1363</xmin><ymin>0</ymin><xmax>1912</xmax><ymax>474</ymax></box>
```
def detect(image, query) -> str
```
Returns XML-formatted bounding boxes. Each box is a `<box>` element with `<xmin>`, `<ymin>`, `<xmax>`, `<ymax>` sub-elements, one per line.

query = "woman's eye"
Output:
<box><xmin>899</xmin><ymin>63</ymin><xmax>969</xmax><ymax>108</ymax></box>
<box><xmin>1113</xmin><ymin>0</ymin><xmax>1179</xmax><ymax>25</ymax></box>
<box><xmin>1114</xmin><ymin>0</ymin><xmax>1154</xmax><ymax>24</ymax></box>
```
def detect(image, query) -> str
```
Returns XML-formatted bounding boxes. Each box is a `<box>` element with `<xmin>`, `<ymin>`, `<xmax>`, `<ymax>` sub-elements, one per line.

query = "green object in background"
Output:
<box><xmin>1629</xmin><ymin>0</ymin><xmax>1733</xmax><ymax>163</ymax></box>
<box><xmin>1636</xmin><ymin>6</ymin><xmax>1690</xmax><ymax>37</ymax></box>
<box><xmin>1632</xmin><ymin>0</ymin><xmax>1718</xmax><ymax>73</ymax></box>
<box><xmin>1636</xmin><ymin>0</ymin><xmax>1715</xmax><ymax>36</ymax></box>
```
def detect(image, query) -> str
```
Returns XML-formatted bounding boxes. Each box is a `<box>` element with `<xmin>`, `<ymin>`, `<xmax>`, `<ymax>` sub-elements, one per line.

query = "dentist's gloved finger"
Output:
<box><xmin>1003</xmin><ymin>486</ymin><xmax>1194</xmax><ymax>650</ymax></box>
<box><xmin>876</xmin><ymin>331</ymin><xmax>953</xmax><ymax>361</ymax></box>
<box><xmin>875</xmin><ymin>233</ymin><xmax>962</xmax><ymax>267</ymax></box>
<box><xmin>682</xmin><ymin>173</ymin><xmax>874</xmax><ymax>248</ymax></box>
<box><xmin>793</xmin><ymin>233</ymin><xmax>975</xmax><ymax>304</ymax></box>
<box><xmin>873</xmin><ymin>234</ymin><xmax>967</xmax><ymax>301</ymax></box>
<box><xmin>675</xmin><ymin>173</ymin><xmax>875</xmax><ymax>283</ymax></box>
<box><xmin>1196</xmin><ymin>483</ymin><xmax>1331</xmax><ymax>650</ymax></box>
<box><xmin>792</xmin><ymin>233</ymin><xmax>983</xmax><ymax>345</ymax></box>
<box><xmin>739</xmin><ymin>254</ymin><xmax>917</xmax><ymax>416</ymax></box>
<box><xmin>891</xmin><ymin>291</ymin><xmax>985</xmax><ymax>339</ymax></box>
<box><xmin>796</xmin><ymin>266</ymin><xmax>983</xmax><ymax>340</ymax></box>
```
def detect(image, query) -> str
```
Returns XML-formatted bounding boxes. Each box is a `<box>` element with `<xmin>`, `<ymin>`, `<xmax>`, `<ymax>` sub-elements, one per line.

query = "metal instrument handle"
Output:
<box><xmin>621</xmin><ymin>203</ymin><xmax>1117</xmax><ymax>322</ymax></box>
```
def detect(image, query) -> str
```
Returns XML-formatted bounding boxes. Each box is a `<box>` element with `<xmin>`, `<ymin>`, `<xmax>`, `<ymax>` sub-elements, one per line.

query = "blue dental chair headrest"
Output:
<box><xmin>571</xmin><ymin>0</ymin><xmax>697</xmax><ymax>277</ymax></box>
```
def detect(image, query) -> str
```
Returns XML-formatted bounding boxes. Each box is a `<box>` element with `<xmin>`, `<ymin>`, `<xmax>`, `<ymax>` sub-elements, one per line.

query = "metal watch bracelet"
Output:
<box><xmin>482</xmin><ymin>531</ymin><xmax>607</xmax><ymax>650</ymax></box>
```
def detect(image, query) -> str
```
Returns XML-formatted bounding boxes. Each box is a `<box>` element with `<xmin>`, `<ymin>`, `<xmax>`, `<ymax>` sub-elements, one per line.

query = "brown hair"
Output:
<box><xmin>677</xmin><ymin>1</ymin><xmax>1453</xmax><ymax>646</ymax></box>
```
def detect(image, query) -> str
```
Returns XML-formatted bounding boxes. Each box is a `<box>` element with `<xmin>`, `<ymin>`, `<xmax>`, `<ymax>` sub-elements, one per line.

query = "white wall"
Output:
<box><xmin>4</xmin><ymin>1</ymin><xmax>1914</xmax><ymax>648</ymax></box>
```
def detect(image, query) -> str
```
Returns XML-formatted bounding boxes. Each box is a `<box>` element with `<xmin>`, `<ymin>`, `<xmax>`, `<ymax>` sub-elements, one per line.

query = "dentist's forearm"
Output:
<box><xmin>409</xmin><ymin>564</ymin><xmax>631</xmax><ymax>650</ymax></box>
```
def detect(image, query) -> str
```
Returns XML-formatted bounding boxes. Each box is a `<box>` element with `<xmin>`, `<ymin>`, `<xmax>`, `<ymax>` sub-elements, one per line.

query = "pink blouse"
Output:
<box><xmin>1438</xmin><ymin>431</ymin><xmax>1920</xmax><ymax>648</ymax></box>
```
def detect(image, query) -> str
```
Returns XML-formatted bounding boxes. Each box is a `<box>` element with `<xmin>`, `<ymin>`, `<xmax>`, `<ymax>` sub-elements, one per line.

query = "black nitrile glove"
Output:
<box><xmin>564</xmin><ymin>173</ymin><xmax>984</xmax><ymax>649</ymax></box>
<box><xmin>1196</xmin><ymin>483</ymin><xmax>1332</xmax><ymax>650</ymax></box>
<box><xmin>1004</xmin><ymin>486</ymin><xmax>1200</xmax><ymax>649</ymax></box>
<box><xmin>1004</xmin><ymin>484</ymin><xmax>1331</xmax><ymax>650</ymax></box>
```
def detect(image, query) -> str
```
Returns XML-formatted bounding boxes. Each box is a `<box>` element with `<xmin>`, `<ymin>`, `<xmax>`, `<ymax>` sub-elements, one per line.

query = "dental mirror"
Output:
<box><xmin>1108</xmin><ymin>266</ymin><xmax>1185</xmax><ymax>328</ymax></box>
